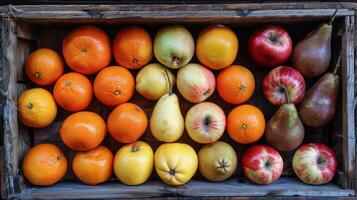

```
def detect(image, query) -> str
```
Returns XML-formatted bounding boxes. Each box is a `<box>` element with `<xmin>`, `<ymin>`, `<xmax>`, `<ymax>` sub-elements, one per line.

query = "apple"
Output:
<box><xmin>262</xmin><ymin>66</ymin><xmax>305</xmax><ymax>106</ymax></box>
<box><xmin>177</xmin><ymin>63</ymin><xmax>215</xmax><ymax>103</ymax></box>
<box><xmin>185</xmin><ymin>102</ymin><xmax>226</xmax><ymax>144</ymax></box>
<box><xmin>242</xmin><ymin>145</ymin><xmax>283</xmax><ymax>185</ymax></box>
<box><xmin>154</xmin><ymin>25</ymin><xmax>194</xmax><ymax>69</ymax></box>
<box><xmin>292</xmin><ymin>143</ymin><xmax>337</xmax><ymax>185</ymax></box>
<box><xmin>248</xmin><ymin>25</ymin><xmax>292</xmax><ymax>68</ymax></box>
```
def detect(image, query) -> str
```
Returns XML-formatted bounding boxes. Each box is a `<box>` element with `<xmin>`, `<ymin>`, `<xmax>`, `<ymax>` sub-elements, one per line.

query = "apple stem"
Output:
<box><xmin>333</xmin><ymin>54</ymin><xmax>342</xmax><ymax>74</ymax></box>
<box><xmin>328</xmin><ymin>7</ymin><xmax>339</xmax><ymax>25</ymax></box>
<box><xmin>283</xmin><ymin>86</ymin><xmax>291</xmax><ymax>104</ymax></box>
<box><xmin>164</xmin><ymin>70</ymin><xmax>173</xmax><ymax>95</ymax></box>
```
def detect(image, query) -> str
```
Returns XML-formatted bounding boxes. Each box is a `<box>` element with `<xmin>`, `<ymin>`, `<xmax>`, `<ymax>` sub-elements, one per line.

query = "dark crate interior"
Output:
<box><xmin>2</xmin><ymin>10</ymin><xmax>355</xmax><ymax>199</ymax></box>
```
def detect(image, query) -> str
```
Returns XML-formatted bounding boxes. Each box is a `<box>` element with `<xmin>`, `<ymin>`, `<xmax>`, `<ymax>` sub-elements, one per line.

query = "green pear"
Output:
<box><xmin>136</xmin><ymin>63</ymin><xmax>175</xmax><ymax>100</ymax></box>
<box><xmin>150</xmin><ymin>72</ymin><xmax>184</xmax><ymax>142</ymax></box>
<box><xmin>198</xmin><ymin>141</ymin><xmax>237</xmax><ymax>182</ymax></box>
<box><xmin>154</xmin><ymin>25</ymin><xmax>194</xmax><ymax>69</ymax></box>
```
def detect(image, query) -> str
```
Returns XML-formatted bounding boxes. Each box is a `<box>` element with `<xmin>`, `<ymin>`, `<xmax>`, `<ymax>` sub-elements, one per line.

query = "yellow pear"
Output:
<box><xmin>150</xmin><ymin>71</ymin><xmax>184</xmax><ymax>142</ymax></box>
<box><xmin>136</xmin><ymin>63</ymin><xmax>175</xmax><ymax>100</ymax></box>
<box><xmin>155</xmin><ymin>143</ymin><xmax>198</xmax><ymax>186</ymax></box>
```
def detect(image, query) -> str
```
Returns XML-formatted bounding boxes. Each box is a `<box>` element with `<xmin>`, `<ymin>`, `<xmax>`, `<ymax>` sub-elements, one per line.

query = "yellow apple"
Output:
<box><xmin>155</xmin><ymin>143</ymin><xmax>198</xmax><ymax>186</ymax></box>
<box><xmin>114</xmin><ymin>141</ymin><xmax>154</xmax><ymax>185</ymax></box>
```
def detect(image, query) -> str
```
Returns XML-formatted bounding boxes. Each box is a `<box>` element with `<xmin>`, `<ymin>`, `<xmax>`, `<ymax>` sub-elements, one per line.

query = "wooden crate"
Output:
<box><xmin>0</xmin><ymin>3</ymin><xmax>356</xmax><ymax>199</ymax></box>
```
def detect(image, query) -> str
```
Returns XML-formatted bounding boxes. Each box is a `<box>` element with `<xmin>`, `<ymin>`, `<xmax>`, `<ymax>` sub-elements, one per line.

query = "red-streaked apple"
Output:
<box><xmin>292</xmin><ymin>143</ymin><xmax>337</xmax><ymax>185</ymax></box>
<box><xmin>263</xmin><ymin>66</ymin><xmax>305</xmax><ymax>106</ymax></box>
<box><xmin>177</xmin><ymin>63</ymin><xmax>215</xmax><ymax>103</ymax></box>
<box><xmin>242</xmin><ymin>145</ymin><xmax>283</xmax><ymax>185</ymax></box>
<box><xmin>248</xmin><ymin>25</ymin><xmax>292</xmax><ymax>68</ymax></box>
<box><xmin>185</xmin><ymin>102</ymin><xmax>226</xmax><ymax>144</ymax></box>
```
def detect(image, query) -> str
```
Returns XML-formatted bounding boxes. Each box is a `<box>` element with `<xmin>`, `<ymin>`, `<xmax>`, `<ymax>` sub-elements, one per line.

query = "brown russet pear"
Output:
<box><xmin>298</xmin><ymin>56</ymin><xmax>340</xmax><ymax>128</ymax></box>
<box><xmin>292</xmin><ymin>9</ymin><xmax>338</xmax><ymax>78</ymax></box>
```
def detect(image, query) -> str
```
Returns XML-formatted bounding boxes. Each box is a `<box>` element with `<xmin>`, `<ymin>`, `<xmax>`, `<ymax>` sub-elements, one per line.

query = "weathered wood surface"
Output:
<box><xmin>8</xmin><ymin>178</ymin><xmax>355</xmax><ymax>199</ymax></box>
<box><xmin>341</xmin><ymin>15</ymin><xmax>356</xmax><ymax>191</ymax></box>
<box><xmin>1</xmin><ymin>18</ymin><xmax>19</xmax><ymax>197</ymax></box>
<box><xmin>0</xmin><ymin>4</ymin><xmax>354</xmax><ymax>23</ymax></box>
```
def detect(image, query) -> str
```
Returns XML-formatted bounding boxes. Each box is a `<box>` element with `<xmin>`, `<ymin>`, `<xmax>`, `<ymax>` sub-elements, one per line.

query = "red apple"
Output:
<box><xmin>242</xmin><ymin>145</ymin><xmax>283</xmax><ymax>185</ymax></box>
<box><xmin>185</xmin><ymin>102</ymin><xmax>226</xmax><ymax>144</ymax></box>
<box><xmin>248</xmin><ymin>25</ymin><xmax>292</xmax><ymax>68</ymax></box>
<box><xmin>263</xmin><ymin>66</ymin><xmax>305</xmax><ymax>106</ymax></box>
<box><xmin>292</xmin><ymin>143</ymin><xmax>337</xmax><ymax>185</ymax></box>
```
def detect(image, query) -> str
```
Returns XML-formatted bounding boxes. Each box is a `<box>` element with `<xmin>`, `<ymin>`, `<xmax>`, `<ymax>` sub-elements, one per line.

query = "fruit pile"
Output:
<box><xmin>19</xmin><ymin>14</ymin><xmax>339</xmax><ymax>188</ymax></box>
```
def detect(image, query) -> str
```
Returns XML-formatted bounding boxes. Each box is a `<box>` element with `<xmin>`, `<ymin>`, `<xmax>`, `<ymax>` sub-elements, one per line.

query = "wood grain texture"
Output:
<box><xmin>341</xmin><ymin>16</ymin><xmax>356</xmax><ymax>190</ymax></box>
<box><xmin>7</xmin><ymin>178</ymin><xmax>355</xmax><ymax>199</ymax></box>
<box><xmin>0</xmin><ymin>4</ymin><xmax>354</xmax><ymax>24</ymax></box>
<box><xmin>1</xmin><ymin>18</ymin><xmax>18</xmax><ymax>196</ymax></box>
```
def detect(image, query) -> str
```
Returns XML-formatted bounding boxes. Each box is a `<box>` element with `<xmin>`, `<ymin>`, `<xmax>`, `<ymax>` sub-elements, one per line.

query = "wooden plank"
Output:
<box><xmin>0</xmin><ymin>5</ymin><xmax>354</xmax><ymax>23</ymax></box>
<box><xmin>1</xmin><ymin>17</ymin><xmax>19</xmax><ymax>196</ymax></box>
<box><xmin>0</xmin><ymin>3</ymin><xmax>356</xmax><ymax>12</ymax></box>
<box><xmin>341</xmin><ymin>16</ymin><xmax>356</xmax><ymax>190</ymax></box>
<box><xmin>8</xmin><ymin>178</ymin><xmax>355</xmax><ymax>199</ymax></box>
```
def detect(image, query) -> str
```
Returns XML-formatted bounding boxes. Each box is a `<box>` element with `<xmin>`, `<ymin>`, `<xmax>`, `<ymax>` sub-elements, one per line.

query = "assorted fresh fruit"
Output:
<box><xmin>19</xmin><ymin>12</ymin><xmax>340</xmax><ymax>187</ymax></box>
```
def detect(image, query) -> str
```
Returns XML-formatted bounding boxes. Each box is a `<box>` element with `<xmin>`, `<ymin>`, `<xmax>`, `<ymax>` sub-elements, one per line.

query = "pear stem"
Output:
<box><xmin>164</xmin><ymin>70</ymin><xmax>173</xmax><ymax>95</ymax></box>
<box><xmin>328</xmin><ymin>7</ymin><xmax>339</xmax><ymax>25</ymax></box>
<box><xmin>333</xmin><ymin>54</ymin><xmax>342</xmax><ymax>74</ymax></box>
<box><xmin>283</xmin><ymin>86</ymin><xmax>291</xmax><ymax>104</ymax></box>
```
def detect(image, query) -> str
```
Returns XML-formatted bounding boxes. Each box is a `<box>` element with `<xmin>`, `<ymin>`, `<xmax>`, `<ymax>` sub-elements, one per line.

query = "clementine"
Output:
<box><xmin>25</xmin><ymin>48</ymin><xmax>64</xmax><ymax>86</ymax></box>
<box><xmin>53</xmin><ymin>72</ymin><xmax>92</xmax><ymax>112</ymax></box>
<box><xmin>18</xmin><ymin>88</ymin><xmax>57</xmax><ymax>128</ymax></box>
<box><xmin>60</xmin><ymin>111</ymin><xmax>106</xmax><ymax>151</ymax></box>
<box><xmin>62</xmin><ymin>25</ymin><xmax>111</xmax><ymax>74</ymax></box>
<box><xmin>113</xmin><ymin>26</ymin><xmax>153</xmax><ymax>69</ymax></box>
<box><xmin>93</xmin><ymin>66</ymin><xmax>134</xmax><ymax>107</ymax></box>
<box><xmin>196</xmin><ymin>25</ymin><xmax>238</xmax><ymax>70</ymax></box>
<box><xmin>227</xmin><ymin>104</ymin><xmax>266</xmax><ymax>144</ymax></box>
<box><xmin>22</xmin><ymin>144</ymin><xmax>67</xmax><ymax>186</ymax></box>
<box><xmin>107</xmin><ymin>103</ymin><xmax>148</xmax><ymax>143</ymax></box>
<box><xmin>217</xmin><ymin>65</ymin><xmax>255</xmax><ymax>104</ymax></box>
<box><xmin>72</xmin><ymin>146</ymin><xmax>113</xmax><ymax>185</ymax></box>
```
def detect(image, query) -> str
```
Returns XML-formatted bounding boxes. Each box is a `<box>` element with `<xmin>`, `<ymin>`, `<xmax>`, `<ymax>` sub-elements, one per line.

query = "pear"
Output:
<box><xmin>136</xmin><ymin>63</ymin><xmax>175</xmax><ymax>100</ymax></box>
<box><xmin>265</xmin><ymin>94</ymin><xmax>305</xmax><ymax>152</ymax></box>
<box><xmin>298</xmin><ymin>56</ymin><xmax>340</xmax><ymax>128</ymax></box>
<box><xmin>150</xmin><ymin>71</ymin><xmax>184</xmax><ymax>142</ymax></box>
<box><xmin>154</xmin><ymin>25</ymin><xmax>194</xmax><ymax>69</ymax></box>
<box><xmin>292</xmin><ymin>9</ymin><xmax>338</xmax><ymax>77</ymax></box>
<box><xmin>198</xmin><ymin>141</ymin><xmax>237</xmax><ymax>182</ymax></box>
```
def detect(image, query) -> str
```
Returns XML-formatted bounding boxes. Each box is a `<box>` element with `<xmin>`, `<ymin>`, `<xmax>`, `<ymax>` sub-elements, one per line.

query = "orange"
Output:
<box><xmin>196</xmin><ymin>25</ymin><xmax>238</xmax><ymax>70</ymax></box>
<box><xmin>22</xmin><ymin>144</ymin><xmax>67</xmax><ymax>186</ymax></box>
<box><xmin>18</xmin><ymin>88</ymin><xmax>57</xmax><ymax>128</ymax></box>
<box><xmin>94</xmin><ymin>66</ymin><xmax>134</xmax><ymax>107</ymax></box>
<box><xmin>53</xmin><ymin>72</ymin><xmax>92</xmax><ymax>112</ymax></box>
<box><xmin>62</xmin><ymin>25</ymin><xmax>111</xmax><ymax>75</ymax></box>
<box><xmin>60</xmin><ymin>111</ymin><xmax>106</xmax><ymax>151</ymax></box>
<box><xmin>227</xmin><ymin>104</ymin><xmax>266</xmax><ymax>144</ymax></box>
<box><xmin>113</xmin><ymin>26</ymin><xmax>153</xmax><ymax>69</ymax></box>
<box><xmin>217</xmin><ymin>65</ymin><xmax>255</xmax><ymax>104</ymax></box>
<box><xmin>25</xmin><ymin>48</ymin><xmax>64</xmax><ymax>86</ymax></box>
<box><xmin>107</xmin><ymin>103</ymin><xmax>148</xmax><ymax>143</ymax></box>
<box><xmin>72</xmin><ymin>146</ymin><xmax>113</xmax><ymax>185</ymax></box>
